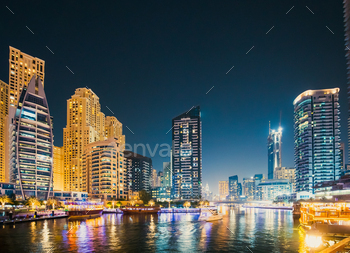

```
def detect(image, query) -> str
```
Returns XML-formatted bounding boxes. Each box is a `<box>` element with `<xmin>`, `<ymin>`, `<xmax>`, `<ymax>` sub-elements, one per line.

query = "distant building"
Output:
<box><xmin>172</xmin><ymin>106</ymin><xmax>202</xmax><ymax>200</ymax></box>
<box><xmin>151</xmin><ymin>186</ymin><xmax>171</xmax><ymax>202</ymax></box>
<box><xmin>294</xmin><ymin>88</ymin><xmax>341</xmax><ymax>193</ymax></box>
<box><xmin>274</xmin><ymin>167</ymin><xmax>295</xmax><ymax>192</ymax></box>
<box><xmin>124</xmin><ymin>151</ymin><xmax>152</xmax><ymax>194</ymax></box>
<box><xmin>257</xmin><ymin>179</ymin><xmax>292</xmax><ymax>201</ymax></box>
<box><xmin>267</xmin><ymin>125</ymin><xmax>282</xmax><ymax>179</ymax></box>
<box><xmin>162</xmin><ymin>162</ymin><xmax>172</xmax><ymax>187</ymax></box>
<box><xmin>152</xmin><ymin>169</ymin><xmax>158</xmax><ymax>188</ymax></box>
<box><xmin>314</xmin><ymin>174</ymin><xmax>350</xmax><ymax>200</ymax></box>
<box><xmin>229</xmin><ymin>175</ymin><xmax>240</xmax><ymax>200</ymax></box>
<box><xmin>82</xmin><ymin>137</ymin><xmax>128</xmax><ymax>200</ymax></box>
<box><xmin>50</xmin><ymin>191</ymin><xmax>88</xmax><ymax>201</ymax></box>
<box><xmin>253</xmin><ymin>174</ymin><xmax>264</xmax><ymax>200</ymax></box>
<box><xmin>242</xmin><ymin>178</ymin><xmax>254</xmax><ymax>200</ymax></box>
<box><xmin>218</xmin><ymin>181</ymin><xmax>229</xmax><ymax>200</ymax></box>
<box><xmin>53</xmin><ymin>146</ymin><xmax>64</xmax><ymax>191</ymax></box>
<box><xmin>8</xmin><ymin>76</ymin><xmax>53</xmax><ymax>200</ymax></box>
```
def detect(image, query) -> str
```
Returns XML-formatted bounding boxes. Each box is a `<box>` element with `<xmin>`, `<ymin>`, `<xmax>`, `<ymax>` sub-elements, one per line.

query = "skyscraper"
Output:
<box><xmin>218</xmin><ymin>181</ymin><xmax>229</xmax><ymax>200</ymax></box>
<box><xmin>274</xmin><ymin>167</ymin><xmax>295</xmax><ymax>192</ymax></box>
<box><xmin>294</xmin><ymin>88</ymin><xmax>341</xmax><ymax>193</ymax></box>
<box><xmin>172</xmin><ymin>106</ymin><xmax>202</xmax><ymax>200</ymax></box>
<box><xmin>63</xmin><ymin>88</ymin><xmax>105</xmax><ymax>192</ymax></box>
<box><xmin>267</xmin><ymin>125</ymin><xmax>282</xmax><ymax>179</ymax></box>
<box><xmin>242</xmin><ymin>178</ymin><xmax>254</xmax><ymax>200</ymax></box>
<box><xmin>340</xmin><ymin>142</ymin><xmax>345</xmax><ymax>171</ymax></box>
<box><xmin>229</xmin><ymin>175</ymin><xmax>239</xmax><ymax>200</ymax></box>
<box><xmin>124</xmin><ymin>151</ymin><xmax>152</xmax><ymax>193</ymax></box>
<box><xmin>8</xmin><ymin>46</ymin><xmax>45</xmax><ymax>108</ymax></box>
<box><xmin>0</xmin><ymin>80</ymin><xmax>9</xmax><ymax>182</ymax></box>
<box><xmin>9</xmin><ymin>76</ymin><xmax>53</xmax><ymax>200</ymax></box>
<box><xmin>162</xmin><ymin>162</ymin><xmax>172</xmax><ymax>187</ymax></box>
<box><xmin>53</xmin><ymin>146</ymin><xmax>64</xmax><ymax>191</ymax></box>
<box><xmin>343</xmin><ymin>1</ymin><xmax>350</xmax><ymax>160</ymax></box>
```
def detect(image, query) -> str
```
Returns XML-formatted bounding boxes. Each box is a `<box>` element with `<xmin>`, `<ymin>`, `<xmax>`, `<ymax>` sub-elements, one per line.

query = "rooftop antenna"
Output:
<box><xmin>269</xmin><ymin>121</ymin><xmax>271</xmax><ymax>134</ymax></box>
<box><xmin>279</xmin><ymin>111</ymin><xmax>282</xmax><ymax>129</ymax></box>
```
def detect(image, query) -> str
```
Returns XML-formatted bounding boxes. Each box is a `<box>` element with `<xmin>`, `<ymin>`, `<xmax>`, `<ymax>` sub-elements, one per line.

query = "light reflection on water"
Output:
<box><xmin>0</xmin><ymin>207</ymin><xmax>308</xmax><ymax>252</ymax></box>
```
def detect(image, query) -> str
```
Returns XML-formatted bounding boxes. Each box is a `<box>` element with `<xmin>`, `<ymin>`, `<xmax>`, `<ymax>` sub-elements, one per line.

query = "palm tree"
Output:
<box><xmin>0</xmin><ymin>195</ymin><xmax>12</xmax><ymax>210</ymax></box>
<box><xmin>47</xmin><ymin>198</ymin><xmax>58</xmax><ymax>210</ymax></box>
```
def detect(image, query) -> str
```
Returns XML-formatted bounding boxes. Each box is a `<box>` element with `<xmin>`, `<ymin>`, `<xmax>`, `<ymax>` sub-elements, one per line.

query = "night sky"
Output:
<box><xmin>0</xmin><ymin>1</ymin><xmax>347</xmax><ymax>194</ymax></box>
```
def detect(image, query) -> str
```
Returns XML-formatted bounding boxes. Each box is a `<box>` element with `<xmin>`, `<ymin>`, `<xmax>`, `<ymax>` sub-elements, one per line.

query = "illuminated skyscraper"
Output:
<box><xmin>267</xmin><ymin>125</ymin><xmax>282</xmax><ymax>179</ymax></box>
<box><xmin>218</xmin><ymin>181</ymin><xmax>229</xmax><ymax>200</ymax></box>
<box><xmin>63</xmin><ymin>88</ymin><xmax>105</xmax><ymax>192</ymax></box>
<box><xmin>9</xmin><ymin>76</ymin><xmax>53</xmax><ymax>200</ymax></box>
<box><xmin>343</xmin><ymin>0</ymin><xmax>350</xmax><ymax>159</ymax></box>
<box><xmin>8</xmin><ymin>46</ymin><xmax>45</xmax><ymax>108</ymax></box>
<box><xmin>53</xmin><ymin>146</ymin><xmax>64</xmax><ymax>191</ymax></box>
<box><xmin>242</xmin><ymin>178</ymin><xmax>255</xmax><ymax>200</ymax></box>
<box><xmin>0</xmin><ymin>80</ymin><xmax>9</xmax><ymax>182</ymax></box>
<box><xmin>172</xmin><ymin>106</ymin><xmax>202</xmax><ymax>200</ymax></box>
<box><xmin>229</xmin><ymin>175</ymin><xmax>239</xmax><ymax>200</ymax></box>
<box><xmin>162</xmin><ymin>162</ymin><xmax>172</xmax><ymax>187</ymax></box>
<box><xmin>105</xmin><ymin>116</ymin><xmax>125</xmax><ymax>146</ymax></box>
<box><xmin>294</xmin><ymin>88</ymin><xmax>341</xmax><ymax>193</ymax></box>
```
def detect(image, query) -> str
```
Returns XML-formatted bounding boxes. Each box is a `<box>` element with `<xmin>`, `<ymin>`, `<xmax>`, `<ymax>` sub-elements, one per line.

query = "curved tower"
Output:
<box><xmin>9</xmin><ymin>76</ymin><xmax>53</xmax><ymax>200</ymax></box>
<box><xmin>293</xmin><ymin>88</ymin><xmax>341</xmax><ymax>193</ymax></box>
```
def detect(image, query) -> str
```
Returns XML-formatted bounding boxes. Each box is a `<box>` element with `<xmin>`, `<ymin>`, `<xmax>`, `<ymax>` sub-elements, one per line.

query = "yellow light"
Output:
<box><xmin>305</xmin><ymin>234</ymin><xmax>322</xmax><ymax>248</ymax></box>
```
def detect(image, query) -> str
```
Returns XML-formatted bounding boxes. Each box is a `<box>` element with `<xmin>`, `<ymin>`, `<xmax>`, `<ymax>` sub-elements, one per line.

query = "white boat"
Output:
<box><xmin>198</xmin><ymin>210</ymin><xmax>223</xmax><ymax>222</ymax></box>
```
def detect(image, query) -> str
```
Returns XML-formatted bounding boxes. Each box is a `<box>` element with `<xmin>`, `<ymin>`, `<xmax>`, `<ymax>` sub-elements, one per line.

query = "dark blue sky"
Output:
<box><xmin>0</xmin><ymin>1</ymin><xmax>347</xmax><ymax>194</ymax></box>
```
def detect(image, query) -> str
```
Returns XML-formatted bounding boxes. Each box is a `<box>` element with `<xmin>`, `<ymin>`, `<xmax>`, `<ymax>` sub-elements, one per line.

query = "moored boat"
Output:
<box><xmin>120</xmin><ymin>206</ymin><xmax>161</xmax><ymax>214</ymax></box>
<box><xmin>64</xmin><ymin>200</ymin><xmax>104</xmax><ymax>219</ymax></box>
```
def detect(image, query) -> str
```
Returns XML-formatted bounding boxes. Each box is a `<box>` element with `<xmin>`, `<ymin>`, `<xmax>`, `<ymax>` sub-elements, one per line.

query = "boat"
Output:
<box><xmin>120</xmin><ymin>206</ymin><xmax>161</xmax><ymax>214</ymax></box>
<box><xmin>64</xmin><ymin>200</ymin><xmax>104</xmax><ymax>219</ymax></box>
<box><xmin>198</xmin><ymin>210</ymin><xmax>223</xmax><ymax>222</ymax></box>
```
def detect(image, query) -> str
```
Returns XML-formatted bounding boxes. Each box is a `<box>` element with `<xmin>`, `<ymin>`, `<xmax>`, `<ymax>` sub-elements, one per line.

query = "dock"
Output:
<box><xmin>1</xmin><ymin>214</ymin><xmax>68</xmax><ymax>225</ymax></box>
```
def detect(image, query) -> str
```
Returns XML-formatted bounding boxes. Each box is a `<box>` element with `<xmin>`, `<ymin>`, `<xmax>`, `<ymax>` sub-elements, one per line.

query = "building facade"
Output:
<box><xmin>53</xmin><ymin>146</ymin><xmax>64</xmax><ymax>191</ymax></box>
<box><xmin>9</xmin><ymin>76</ymin><xmax>53</xmax><ymax>200</ymax></box>
<box><xmin>274</xmin><ymin>167</ymin><xmax>295</xmax><ymax>192</ymax></box>
<box><xmin>0</xmin><ymin>80</ymin><xmax>9</xmax><ymax>182</ymax></box>
<box><xmin>254</xmin><ymin>174</ymin><xmax>264</xmax><ymax>200</ymax></box>
<box><xmin>218</xmin><ymin>181</ymin><xmax>229</xmax><ymax>200</ymax></box>
<box><xmin>151</xmin><ymin>186</ymin><xmax>171</xmax><ymax>202</ymax></box>
<box><xmin>343</xmin><ymin>1</ymin><xmax>350</xmax><ymax>160</ymax></box>
<box><xmin>242</xmin><ymin>178</ymin><xmax>255</xmax><ymax>200</ymax></box>
<box><xmin>229</xmin><ymin>175</ymin><xmax>239</xmax><ymax>200</ymax></box>
<box><xmin>8</xmin><ymin>46</ymin><xmax>45</xmax><ymax>108</ymax></box>
<box><xmin>82</xmin><ymin>137</ymin><xmax>127</xmax><ymax>200</ymax></box>
<box><xmin>172</xmin><ymin>106</ymin><xmax>202</xmax><ymax>200</ymax></box>
<box><xmin>257</xmin><ymin>179</ymin><xmax>292</xmax><ymax>201</ymax></box>
<box><xmin>162</xmin><ymin>162</ymin><xmax>172</xmax><ymax>187</ymax></box>
<box><xmin>340</xmin><ymin>142</ymin><xmax>345</xmax><ymax>171</ymax></box>
<box><xmin>294</xmin><ymin>88</ymin><xmax>341</xmax><ymax>193</ymax></box>
<box><xmin>0</xmin><ymin>182</ymin><xmax>15</xmax><ymax>196</ymax></box>
<box><xmin>267</xmin><ymin>126</ymin><xmax>282</xmax><ymax>179</ymax></box>
<box><xmin>124</xmin><ymin>151</ymin><xmax>152</xmax><ymax>193</ymax></box>
<box><xmin>63</xmin><ymin>88</ymin><xmax>105</xmax><ymax>192</ymax></box>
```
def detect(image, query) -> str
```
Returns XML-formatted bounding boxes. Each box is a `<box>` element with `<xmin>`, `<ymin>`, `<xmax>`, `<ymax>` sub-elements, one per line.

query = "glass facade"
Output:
<box><xmin>294</xmin><ymin>88</ymin><xmax>341</xmax><ymax>193</ymax></box>
<box><xmin>9</xmin><ymin>76</ymin><xmax>53</xmax><ymax>200</ymax></box>
<box><xmin>267</xmin><ymin>127</ymin><xmax>282</xmax><ymax>179</ymax></box>
<box><xmin>172</xmin><ymin>106</ymin><xmax>202</xmax><ymax>200</ymax></box>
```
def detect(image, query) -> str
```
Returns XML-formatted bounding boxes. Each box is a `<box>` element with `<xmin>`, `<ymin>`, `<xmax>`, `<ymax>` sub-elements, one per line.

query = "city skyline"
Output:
<box><xmin>0</xmin><ymin>1</ymin><xmax>348</xmax><ymax>195</ymax></box>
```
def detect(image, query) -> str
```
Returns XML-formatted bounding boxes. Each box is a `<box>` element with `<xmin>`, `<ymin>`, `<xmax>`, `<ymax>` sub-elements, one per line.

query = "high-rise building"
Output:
<box><xmin>9</xmin><ymin>76</ymin><xmax>53</xmax><ymax>200</ymax></box>
<box><xmin>257</xmin><ymin>179</ymin><xmax>291</xmax><ymax>201</ymax></box>
<box><xmin>274</xmin><ymin>167</ymin><xmax>295</xmax><ymax>192</ymax></box>
<box><xmin>253</xmin><ymin>174</ymin><xmax>264</xmax><ymax>200</ymax></box>
<box><xmin>151</xmin><ymin>168</ymin><xmax>158</xmax><ymax>188</ymax></box>
<box><xmin>267</xmin><ymin>125</ymin><xmax>282</xmax><ymax>179</ymax></box>
<box><xmin>63</xmin><ymin>88</ymin><xmax>105</xmax><ymax>192</ymax></box>
<box><xmin>242</xmin><ymin>178</ymin><xmax>255</xmax><ymax>200</ymax></box>
<box><xmin>340</xmin><ymin>142</ymin><xmax>345</xmax><ymax>171</ymax></box>
<box><xmin>229</xmin><ymin>175</ymin><xmax>239</xmax><ymax>200</ymax></box>
<box><xmin>82</xmin><ymin>137</ymin><xmax>127</xmax><ymax>200</ymax></box>
<box><xmin>343</xmin><ymin>1</ymin><xmax>350</xmax><ymax>160</ymax></box>
<box><xmin>218</xmin><ymin>181</ymin><xmax>229</xmax><ymax>200</ymax></box>
<box><xmin>124</xmin><ymin>151</ymin><xmax>152</xmax><ymax>193</ymax></box>
<box><xmin>172</xmin><ymin>106</ymin><xmax>202</xmax><ymax>200</ymax></box>
<box><xmin>162</xmin><ymin>162</ymin><xmax>172</xmax><ymax>187</ymax></box>
<box><xmin>53</xmin><ymin>146</ymin><xmax>64</xmax><ymax>191</ymax></box>
<box><xmin>105</xmin><ymin>116</ymin><xmax>125</xmax><ymax>146</ymax></box>
<box><xmin>8</xmin><ymin>46</ymin><xmax>45</xmax><ymax>108</ymax></box>
<box><xmin>294</xmin><ymin>88</ymin><xmax>341</xmax><ymax>193</ymax></box>
<box><xmin>0</xmin><ymin>80</ymin><xmax>9</xmax><ymax>182</ymax></box>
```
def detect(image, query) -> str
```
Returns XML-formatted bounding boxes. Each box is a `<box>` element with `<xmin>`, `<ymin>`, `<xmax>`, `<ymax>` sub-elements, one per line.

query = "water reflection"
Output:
<box><xmin>0</xmin><ymin>207</ymin><xmax>314</xmax><ymax>252</ymax></box>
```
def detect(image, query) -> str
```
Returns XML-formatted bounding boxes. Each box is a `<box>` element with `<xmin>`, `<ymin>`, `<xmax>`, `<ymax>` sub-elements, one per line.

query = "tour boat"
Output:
<box><xmin>198</xmin><ymin>210</ymin><xmax>223</xmax><ymax>222</ymax></box>
<box><xmin>65</xmin><ymin>200</ymin><xmax>104</xmax><ymax>219</ymax></box>
<box><xmin>120</xmin><ymin>206</ymin><xmax>161</xmax><ymax>214</ymax></box>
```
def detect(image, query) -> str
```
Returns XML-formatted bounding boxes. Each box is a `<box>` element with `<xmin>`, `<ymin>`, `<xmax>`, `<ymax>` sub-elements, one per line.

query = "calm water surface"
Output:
<box><xmin>0</xmin><ymin>207</ymin><xmax>308</xmax><ymax>252</ymax></box>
